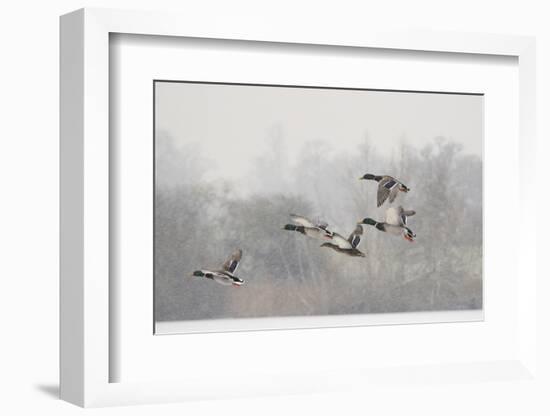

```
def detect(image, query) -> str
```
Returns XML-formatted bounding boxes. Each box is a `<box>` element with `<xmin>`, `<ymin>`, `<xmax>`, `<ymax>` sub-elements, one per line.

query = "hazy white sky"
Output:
<box><xmin>155</xmin><ymin>82</ymin><xmax>483</xmax><ymax>185</ymax></box>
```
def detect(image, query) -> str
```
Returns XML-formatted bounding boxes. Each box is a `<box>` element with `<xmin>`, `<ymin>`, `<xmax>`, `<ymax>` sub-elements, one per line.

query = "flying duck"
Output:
<box><xmin>283</xmin><ymin>214</ymin><xmax>335</xmax><ymax>241</ymax></box>
<box><xmin>191</xmin><ymin>249</ymin><xmax>245</xmax><ymax>287</ymax></box>
<box><xmin>359</xmin><ymin>173</ymin><xmax>410</xmax><ymax>207</ymax></box>
<box><xmin>320</xmin><ymin>224</ymin><xmax>366</xmax><ymax>257</ymax></box>
<box><xmin>359</xmin><ymin>206</ymin><xmax>416</xmax><ymax>242</ymax></box>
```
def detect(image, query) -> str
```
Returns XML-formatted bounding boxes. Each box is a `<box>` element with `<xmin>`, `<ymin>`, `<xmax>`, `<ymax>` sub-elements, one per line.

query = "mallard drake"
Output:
<box><xmin>320</xmin><ymin>225</ymin><xmax>366</xmax><ymax>257</ymax></box>
<box><xmin>359</xmin><ymin>173</ymin><xmax>410</xmax><ymax>207</ymax></box>
<box><xmin>359</xmin><ymin>206</ymin><xmax>416</xmax><ymax>242</ymax></box>
<box><xmin>191</xmin><ymin>249</ymin><xmax>245</xmax><ymax>287</ymax></box>
<box><xmin>283</xmin><ymin>214</ymin><xmax>335</xmax><ymax>241</ymax></box>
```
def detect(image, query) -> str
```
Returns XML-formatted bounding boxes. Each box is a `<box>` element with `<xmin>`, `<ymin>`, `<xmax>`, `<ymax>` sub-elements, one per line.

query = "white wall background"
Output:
<box><xmin>0</xmin><ymin>0</ymin><xmax>548</xmax><ymax>414</ymax></box>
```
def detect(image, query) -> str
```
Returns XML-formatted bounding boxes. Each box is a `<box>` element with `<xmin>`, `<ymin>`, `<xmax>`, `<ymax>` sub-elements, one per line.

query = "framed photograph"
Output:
<box><xmin>60</xmin><ymin>8</ymin><xmax>537</xmax><ymax>407</ymax></box>
<box><xmin>153</xmin><ymin>79</ymin><xmax>484</xmax><ymax>335</ymax></box>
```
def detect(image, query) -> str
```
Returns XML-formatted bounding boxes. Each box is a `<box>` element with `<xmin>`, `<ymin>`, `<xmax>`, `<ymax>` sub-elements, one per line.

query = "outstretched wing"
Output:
<box><xmin>388</xmin><ymin>183</ymin><xmax>401</xmax><ymax>203</ymax></box>
<box><xmin>377</xmin><ymin>177</ymin><xmax>398</xmax><ymax>207</ymax></box>
<box><xmin>290</xmin><ymin>214</ymin><xmax>316</xmax><ymax>228</ymax></box>
<box><xmin>401</xmin><ymin>209</ymin><xmax>416</xmax><ymax>225</ymax></box>
<box><xmin>347</xmin><ymin>225</ymin><xmax>364</xmax><ymax>249</ymax></box>
<box><xmin>222</xmin><ymin>249</ymin><xmax>242</xmax><ymax>274</ymax></box>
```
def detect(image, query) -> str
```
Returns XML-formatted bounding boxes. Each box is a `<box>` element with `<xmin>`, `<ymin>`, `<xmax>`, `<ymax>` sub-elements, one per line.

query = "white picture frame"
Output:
<box><xmin>60</xmin><ymin>8</ymin><xmax>537</xmax><ymax>407</ymax></box>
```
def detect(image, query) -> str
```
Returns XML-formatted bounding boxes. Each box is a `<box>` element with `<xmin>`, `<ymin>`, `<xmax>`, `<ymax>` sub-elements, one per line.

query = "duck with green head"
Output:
<box><xmin>282</xmin><ymin>214</ymin><xmax>335</xmax><ymax>242</ymax></box>
<box><xmin>359</xmin><ymin>173</ymin><xmax>410</xmax><ymax>207</ymax></box>
<box><xmin>320</xmin><ymin>224</ymin><xmax>366</xmax><ymax>257</ymax></box>
<box><xmin>359</xmin><ymin>206</ymin><xmax>416</xmax><ymax>242</ymax></box>
<box><xmin>191</xmin><ymin>249</ymin><xmax>245</xmax><ymax>287</ymax></box>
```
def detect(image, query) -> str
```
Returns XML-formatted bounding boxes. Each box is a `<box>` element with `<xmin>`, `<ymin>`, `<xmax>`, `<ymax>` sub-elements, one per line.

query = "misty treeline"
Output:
<box><xmin>155</xmin><ymin>127</ymin><xmax>482</xmax><ymax>321</ymax></box>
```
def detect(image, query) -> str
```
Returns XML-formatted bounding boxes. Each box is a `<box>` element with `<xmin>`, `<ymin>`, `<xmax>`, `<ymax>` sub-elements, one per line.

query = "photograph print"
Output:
<box><xmin>154</xmin><ymin>80</ymin><xmax>483</xmax><ymax>333</ymax></box>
